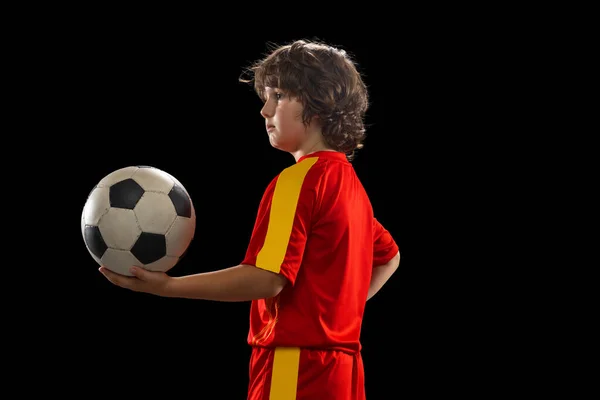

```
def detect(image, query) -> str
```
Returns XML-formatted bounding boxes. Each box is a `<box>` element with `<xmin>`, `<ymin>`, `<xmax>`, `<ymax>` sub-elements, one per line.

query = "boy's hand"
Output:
<box><xmin>99</xmin><ymin>266</ymin><xmax>171</xmax><ymax>296</ymax></box>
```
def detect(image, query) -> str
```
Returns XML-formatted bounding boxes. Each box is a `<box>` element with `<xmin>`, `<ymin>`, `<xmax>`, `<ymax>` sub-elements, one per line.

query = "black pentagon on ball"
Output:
<box><xmin>130</xmin><ymin>232</ymin><xmax>166</xmax><ymax>264</ymax></box>
<box><xmin>168</xmin><ymin>183</ymin><xmax>192</xmax><ymax>218</ymax></box>
<box><xmin>109</xmin><ymin>178</ymin><xmax>145</xmax><ymax>209</ymax></box>
<box><xmin>84</xmin><ymin>225</ymin><xmax>108</xmax><ymax>259</ymax></box>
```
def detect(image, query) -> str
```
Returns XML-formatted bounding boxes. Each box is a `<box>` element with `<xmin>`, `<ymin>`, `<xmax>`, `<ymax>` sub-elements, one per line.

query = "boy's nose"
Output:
<box><xmin>260</xmin><ymin>102</ymin><xmax>274</xmax><ymax>119</ymax></box>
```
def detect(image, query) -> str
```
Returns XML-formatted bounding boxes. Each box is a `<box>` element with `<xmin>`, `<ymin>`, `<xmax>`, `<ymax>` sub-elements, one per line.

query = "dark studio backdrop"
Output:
<box><xmin>32</xmin><ymin>28</ymin><xmax>455</xmax><ymax>398</ymax></box>
<box><xmin>3</xmin><ymin>6</ymin><xmax>543</xmax><ymax>395</ymax></box>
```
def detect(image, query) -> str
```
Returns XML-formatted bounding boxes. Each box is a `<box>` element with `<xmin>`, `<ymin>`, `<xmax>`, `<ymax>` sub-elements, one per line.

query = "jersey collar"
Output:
<box><xmin>297</xmin><ymin>151</ymin><xmax>347</xmax><ymax>163</ymax></box>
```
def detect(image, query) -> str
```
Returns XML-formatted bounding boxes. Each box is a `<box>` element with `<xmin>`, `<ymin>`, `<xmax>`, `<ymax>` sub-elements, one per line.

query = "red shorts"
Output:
<box><xmin>247</xmin><ymin>346</ymin><xmax>365</xmax><ymax>400</ymax></box>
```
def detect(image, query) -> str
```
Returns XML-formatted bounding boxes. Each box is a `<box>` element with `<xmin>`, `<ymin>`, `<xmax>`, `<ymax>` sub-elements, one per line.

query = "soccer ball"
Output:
<box><xmin>81</xmin><ymin>166</ymin><xmax>196</xmax><ymax>276</ymax></box>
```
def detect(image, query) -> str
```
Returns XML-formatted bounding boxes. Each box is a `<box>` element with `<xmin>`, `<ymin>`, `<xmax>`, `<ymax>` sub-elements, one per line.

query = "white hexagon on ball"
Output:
<box><xmin>102</xmin><ymin>249</ymin><xmax>142</xmax><ymax>276</ymax></box>
<box><xmin>131</xmin><ymin>167</ymin><xmax>175</xmax><ymax>193</ymax></box>
<box><xmin>134</xmin><ymin>192</ymin><xmax>177</xmax><ymax>235</ymax></box>
<box><xmin>98</xmin><ymin>208</ymin><xmax>141</xmax><ymax>250</ymax></box>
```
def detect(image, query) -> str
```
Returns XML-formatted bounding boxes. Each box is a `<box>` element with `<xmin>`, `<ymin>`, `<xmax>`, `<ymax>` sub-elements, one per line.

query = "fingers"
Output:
<box><xmin>129</xmin><ymin>266</ymin><xmax>145</xmax><ymax>281</ymax></box>
<box><xmin>99</xmin><ymin>266</ymin><xmax>138</xmax><ymax>290</ymax></box>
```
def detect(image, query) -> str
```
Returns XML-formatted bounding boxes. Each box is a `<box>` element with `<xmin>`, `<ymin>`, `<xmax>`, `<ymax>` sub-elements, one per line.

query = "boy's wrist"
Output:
<box><xmin>160</xmin><ymin>276</ymin><xmax>179</xmax><ymax>297</ymax></box>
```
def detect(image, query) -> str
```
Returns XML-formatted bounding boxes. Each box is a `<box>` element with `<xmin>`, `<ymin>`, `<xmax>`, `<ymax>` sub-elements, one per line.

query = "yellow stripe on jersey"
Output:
<box><xmin>256</xmin><ymin>157</ymin><xmax>319</xmax><ymax>273</ymax></box>
<box><xmin>269</xmin><ymin>347</ymin><xmax>301</xmax><ymax>399</ymax></box>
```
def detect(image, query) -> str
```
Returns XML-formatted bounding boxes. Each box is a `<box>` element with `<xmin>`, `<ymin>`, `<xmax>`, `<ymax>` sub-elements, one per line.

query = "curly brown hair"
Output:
<box><xmin>240</xmin><ymin>39</ymin><xmax>369</xmax><ymax>161</ymax></box>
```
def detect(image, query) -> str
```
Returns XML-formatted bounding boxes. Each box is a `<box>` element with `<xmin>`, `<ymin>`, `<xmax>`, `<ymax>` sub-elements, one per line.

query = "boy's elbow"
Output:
<box><xmin>383</xmin><ymin>250</ymin><xmax>400</xmax><ymax>269</ymax></box>
<box><xmin>391</xmin><ymin>251</ymin><xmax>401</xmax><ymax>273</ymax></box>
<box><xmin>393</xmin><ymin>250</ymin><xmax>401</xmax><ymax>266</ymax></box>
<box><xmin>257</xmin><ymin>268</ymin><xmax>288</xmax><ymax>298</ymax></box>
<box><xmin>385</xmin><ymin>250</ymin><xmax>401</xmax><ymax>275</ymax></box>
<box><xmin>240</xmin><ymin>264</ymin><xmax>288</xmax><ymax>299</ymax></box>
<box><xmin>269</xmin><ymin>272</ymin><xmax>288</xmax><ymax>297</ymax></box>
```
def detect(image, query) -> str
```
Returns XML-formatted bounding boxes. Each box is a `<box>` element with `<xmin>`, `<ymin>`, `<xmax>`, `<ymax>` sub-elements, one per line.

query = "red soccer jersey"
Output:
<box><xmin>242</xmin><ymin>150</ymin><xmax>399</xmax><ymax>354</ymax></box>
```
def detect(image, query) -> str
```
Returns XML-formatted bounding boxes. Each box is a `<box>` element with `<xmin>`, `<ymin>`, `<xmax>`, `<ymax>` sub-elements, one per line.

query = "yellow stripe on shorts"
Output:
<box><xmin>269</xmin><ymin>347</ymin><xmax>301</xmax><ymax>400</ymax></box>
<box><xmin>256</xmin><ymin>157</ymin><xmax>318</xmax><ymax>273</ymax></box>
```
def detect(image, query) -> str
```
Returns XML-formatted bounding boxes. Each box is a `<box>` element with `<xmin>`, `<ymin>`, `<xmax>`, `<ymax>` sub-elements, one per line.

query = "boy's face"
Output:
<box><xmin>260</xmin><ymin>86</ymin><xmax>308</xmax><ymax>153</ymax></box>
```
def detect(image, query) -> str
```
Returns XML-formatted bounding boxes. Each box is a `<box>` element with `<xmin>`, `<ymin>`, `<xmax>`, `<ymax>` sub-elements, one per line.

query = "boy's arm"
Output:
<box><xmin>99</xmin><ymin>264</ymin><xmax>288</xmax><ymax>302</ymax></box>
<box><xmin>164</xmin><ymin>264</ymin><xmax>288</xmax><ymax>301</ymax></box>
<box><xmin>367</xmin><ymin>250</ymin><xmax>400</xmax><ymax>301</ymax></box>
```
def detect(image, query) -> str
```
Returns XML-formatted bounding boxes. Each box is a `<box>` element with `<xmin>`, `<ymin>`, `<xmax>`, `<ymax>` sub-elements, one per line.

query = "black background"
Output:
<box><xmin>18</xmin><ymin>21</ymin><xmax>482</xmax><ymax>398</ymax></box>
<box><xmin>3</xmin><ymin>4</ymin><xmax>559</xmax><ymax>396</ymax></box>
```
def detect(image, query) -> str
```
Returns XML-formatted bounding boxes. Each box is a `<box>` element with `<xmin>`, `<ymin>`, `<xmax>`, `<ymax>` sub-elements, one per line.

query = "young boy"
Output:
<box><xmin>99</xmin><ymin>39</ymin><xmax>400</xmax><ymax>400</ymax></box>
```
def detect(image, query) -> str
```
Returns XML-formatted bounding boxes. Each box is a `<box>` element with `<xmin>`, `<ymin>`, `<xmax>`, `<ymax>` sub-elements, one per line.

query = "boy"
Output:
<box><xmin>100</xmin><ymin>39</ymin><xmax>400</xmax><ymax>399</ymax></box>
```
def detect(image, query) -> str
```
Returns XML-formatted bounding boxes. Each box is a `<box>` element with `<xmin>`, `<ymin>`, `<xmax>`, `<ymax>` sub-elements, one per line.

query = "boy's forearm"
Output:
<box><xmin>367</xmin><ymin>251</ymin><xmax>400</xmax><ymax>300</ymax></box>
<box><xmin>163</xmin><ymin>264</ymin><xmax>286</xmax><ymax>302</ymax></box>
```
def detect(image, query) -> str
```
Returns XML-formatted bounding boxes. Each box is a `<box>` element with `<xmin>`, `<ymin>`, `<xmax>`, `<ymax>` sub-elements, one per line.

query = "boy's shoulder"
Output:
<box><xmin>281</xmin><ymin>155</ymin><xmax>334</xmax><ymax>181</ymax></box>
<box><xmin>265</xmin><ymin>152</ymin><xmax>351</xmax><ymax>194</ymax></box>
<box><xmin>260</xmin><ymin>157</ymin><xmax>324</xmax><ymax>196</ymax></box>
<box><xmin>284</xmin><ymin>152</ymin><xmax>349</xmax><ymax>174</ymax></box>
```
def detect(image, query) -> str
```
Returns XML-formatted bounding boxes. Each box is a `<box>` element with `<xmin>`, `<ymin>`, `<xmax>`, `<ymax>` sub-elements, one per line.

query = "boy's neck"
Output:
<box><xmin>291</xmin><ymin>140</ymin><xmax>336</xmax><ymax>162</ymax></box>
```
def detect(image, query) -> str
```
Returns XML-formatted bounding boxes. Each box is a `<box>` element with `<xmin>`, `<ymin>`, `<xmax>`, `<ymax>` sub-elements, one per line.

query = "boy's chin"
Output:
<box><xmin>268</xmin><ymin>137</ymin><xmax>286</xmax><ymax>151</ymax></box>
<box><xmin>271</xmin><ymin>143</ymin><xmax>295</xmax><ymax>153</ymax></box>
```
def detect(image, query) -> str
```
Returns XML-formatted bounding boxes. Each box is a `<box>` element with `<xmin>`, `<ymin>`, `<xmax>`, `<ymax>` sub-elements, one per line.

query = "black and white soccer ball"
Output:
<box><xmin>81</xmin><ymin>166</ymin><xmax>196</xmax><ymax>276</ymax></box>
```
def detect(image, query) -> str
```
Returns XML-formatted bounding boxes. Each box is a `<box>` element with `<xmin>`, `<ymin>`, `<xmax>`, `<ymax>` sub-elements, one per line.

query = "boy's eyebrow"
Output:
<box><xmin>262</xmin><ymin>87</ymin><xmax>281</xmax><ymax>97</ymax></box>
<box><xmin>265</xmin><ymin>87</ymin><xmax>285</xmax><ymax>93</ymax></box>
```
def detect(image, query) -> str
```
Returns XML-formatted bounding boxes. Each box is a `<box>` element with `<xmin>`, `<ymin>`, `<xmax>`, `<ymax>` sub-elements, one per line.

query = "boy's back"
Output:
<box><xmin>242</xmin><ymin>150</ymin><xmax>398</xmax><ymax>399</ymax></box>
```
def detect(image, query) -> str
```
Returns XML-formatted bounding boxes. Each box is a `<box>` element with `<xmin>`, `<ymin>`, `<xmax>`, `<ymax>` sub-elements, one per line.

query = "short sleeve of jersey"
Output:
<box><xmin>242</xmin><ymin>158</ymin><xmax>319</xmax><ymax>285</ymax></box>
<box><xmin>373</xmin><ymin>217</ymin><xmax>399</xmax><ymax>267</ymax></box>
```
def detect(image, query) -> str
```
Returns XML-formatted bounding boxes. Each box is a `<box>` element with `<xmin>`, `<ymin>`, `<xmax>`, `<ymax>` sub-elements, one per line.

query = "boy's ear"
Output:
<box><xmin>310</xmin><ymin>114</ymin><xmax>323</xmax><ymax>126</ymax></box>
<box><xmin>305</xmin><ymin>113</ymin><xmax>320</xmax><ymax>122</ymax></box>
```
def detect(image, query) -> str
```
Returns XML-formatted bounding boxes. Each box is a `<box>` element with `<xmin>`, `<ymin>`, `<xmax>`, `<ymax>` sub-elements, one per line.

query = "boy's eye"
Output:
<box><xmin>275</xmin><ymin>92</ymin><xmax>283</xmax><ymax>100</ymax></box>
